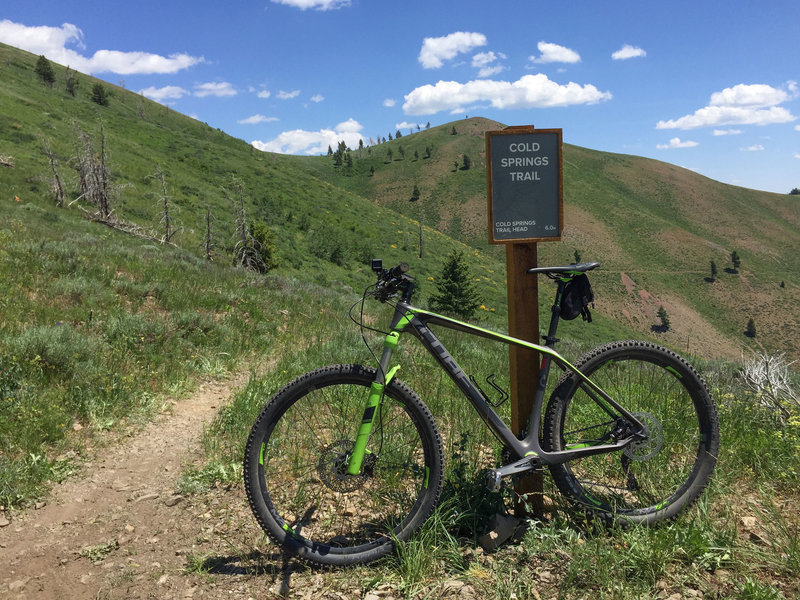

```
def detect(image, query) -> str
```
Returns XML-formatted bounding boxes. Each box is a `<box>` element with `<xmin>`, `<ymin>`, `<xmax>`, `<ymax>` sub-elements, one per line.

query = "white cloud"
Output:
<box><xmin>402</xmin><ymin>73</ymin><xmax>611</xmax><ymax>116</ymax></box>
<box><xmin>82</xmin><ymin>50</ymin><xmax>201</xmax><ymax>75</ymax></box>
<box><xmin>710</xmin><ymin>83</ymin><xmax>790</xmax><ymax>108</ymax></box>
<box><xmin>794</xmin><ymin>153</ymin><xmax>800</xmax><ymax>159</ymax></box>
<box><xmin>237</xmin><ymin>114</ymin><xmax>279</xmax><ymax>125</ymax></box>
<box><xmin>335</xmin><ymin>118</ymin><xmax>362</xmax><ymax>133</ymax></box>
<box><xmin>310</xmin><ymin>94</ymin><xmax>324</xmax><ymax>103</ymax></box>
<box><xmin>472</xmin><ymin>51</ymin><xmax>506</xmax><ymax>78</ymax></box>
<box><xmin>740</xmin><ymin>144</ymin><xmax>765</xmax><ymax>152</ymax></box>
<box><xmin>529</xmin><ymin>41</ymin><xmax>580</xmax><ymax>64</ymax></box>
<box><xmin>0</xmin><ymin>19</ymin><xmax>203</xmax><ymax>75</ymax></box>
<box><xmin>257</xmin><ymin>90</ymin><xmax>271</xmax><ymax>99</ymax></box>
<box><xmin>395</xmin><ymin>121</ymin><xmax>421</xmax><ymax>131</ymax></box>
<box><xmin>713</xmin><ymin>128</ymin><xmax>742</xmax><ymax>136</ymax></box>
<box><xmin>139</xmin><ymin>85</ymin><xmax>189</xmax><ymax>102</ymax></box>
<box><xmin>418</xmin><ymin>32</ymin><xmax>487</xmax><ymax>69</ymax></box>
<box><xmin>251</xmin><ymin>118</ymin><xmax>364</xmax><ymax>154</ymax></box>
<box><xmin>383</xmin><ymin>98</ymin><xmax>397</xmax><ymax>107</ymax></box>
<box><xmin>656</xmin><ymin>137</ymin><xmax>699</xmax><ymax>149</ymax></box>
<box><xmin>657</xmin><ymin>83</ymin><xmax>797</xmax><ymax>130</ymax></box>
<box><xmin>194</xmin><ymin>82</ymin><xmax>237</xmax><ymax>98</ymax></box>
<box><xmin>270</xmin><ymin>0</ymin><xmax>350</xmax><ymax>9</ymax></box>
<box><xmin>656</xmin><ymin>106</ymin><xmax>795</xmax><ymax>129</ymax></box>
<box><xmin>277</xmin><ymin>89</ymin><xmax>301</xmax><ymax>100</ymax></box>
<box><xmin>611</xmin><ymin>44</ymin><xmax>646</xmax><ymax>60</ymax></box>
<box><xmin>477</xmin><ymin>65</ymin><xmax>504</xmax><ymax>78</ymax></box>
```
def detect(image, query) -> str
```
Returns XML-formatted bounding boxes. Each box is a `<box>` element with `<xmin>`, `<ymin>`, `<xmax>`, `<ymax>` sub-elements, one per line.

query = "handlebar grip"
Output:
<box><xmin>387</xmin><ymin>263</ymin><xmax>409</xmax><ymax>279</ymax></box>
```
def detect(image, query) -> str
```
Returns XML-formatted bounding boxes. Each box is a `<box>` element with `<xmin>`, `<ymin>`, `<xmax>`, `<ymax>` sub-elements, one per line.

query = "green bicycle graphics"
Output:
<box><xmin>244</xmin><ymin>261</ymin><xmax>719</xmax><ymax>566</ymax></box>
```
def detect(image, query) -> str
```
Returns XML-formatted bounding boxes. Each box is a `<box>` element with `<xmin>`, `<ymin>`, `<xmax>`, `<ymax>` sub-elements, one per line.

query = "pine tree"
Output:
<box><xmin>411</xmin><ymin>184</ymin><xmax>420</xmax><ymax>201</ymax></box>
<box><xmin>657</xmin><ymin>306</ymin><xmax>670</xmax><ymax>331</ymax></box>
<box><xmin>731</xmin><ymin>250</ymin><xmax>741</xmax><ymax>273</ymax></box>
<box><xmin>35</xmin><ymin>55</ymin><xmax>55</xmax><ymax>87</ymax></box>
<box><xmin>710</xmin><ymin>260</ymin><xmax>718</xmax><ymax>281</ymax></box>
<box><xmin>429</xmin><ymin>250</ymin><xmax>481</xmax><ymax>320</ymax></box>
<box><xmin>745</xmin><ymin>318</ymin><xmax>756</xmax><ymax>338</ymax></box>
<box><xmin>91</xmin><ymin>83</ymin><xmax>109</xmax><ymax>106</ymax></box>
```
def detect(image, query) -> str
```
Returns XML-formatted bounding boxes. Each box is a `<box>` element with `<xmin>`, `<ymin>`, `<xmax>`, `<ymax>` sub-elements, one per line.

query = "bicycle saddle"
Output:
<box><xmin>526</xmin><ymin>262</ymin><xmax>600</xmax><ymax>276</ymax></box>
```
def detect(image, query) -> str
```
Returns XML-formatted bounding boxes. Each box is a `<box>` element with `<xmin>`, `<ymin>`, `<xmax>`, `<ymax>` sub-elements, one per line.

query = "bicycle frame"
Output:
<box><xmin>347</xmin><ymin>292</ymin><xmax>646</xmax><ymax>476</ymax></box>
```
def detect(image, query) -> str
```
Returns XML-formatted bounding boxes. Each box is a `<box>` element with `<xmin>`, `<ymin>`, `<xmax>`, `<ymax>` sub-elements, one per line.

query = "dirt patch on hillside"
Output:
<box><xmin>616</xmin><ymin>272</ymin><xmax>741</xmax><ymax>361</ymax></box>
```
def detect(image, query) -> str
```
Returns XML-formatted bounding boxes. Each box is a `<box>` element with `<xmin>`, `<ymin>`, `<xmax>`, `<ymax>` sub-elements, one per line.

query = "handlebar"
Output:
<box><xmin>371</xmin><ymin>259</ymin><xmax>414</xmax><ymax>303</ymax></box>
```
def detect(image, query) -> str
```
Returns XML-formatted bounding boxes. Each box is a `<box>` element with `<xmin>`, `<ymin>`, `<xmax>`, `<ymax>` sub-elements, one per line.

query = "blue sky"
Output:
<box><xmin>2</xmin><ymin>1</ymin><xmax>799</xmax><ymax>193</ymax></box>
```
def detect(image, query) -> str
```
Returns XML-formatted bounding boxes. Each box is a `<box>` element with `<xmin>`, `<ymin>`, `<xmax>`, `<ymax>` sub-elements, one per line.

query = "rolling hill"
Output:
<box><xmin>287</xmin><ymin>117</ymin><xmax>800</xmax><ymax>362</ymax></box>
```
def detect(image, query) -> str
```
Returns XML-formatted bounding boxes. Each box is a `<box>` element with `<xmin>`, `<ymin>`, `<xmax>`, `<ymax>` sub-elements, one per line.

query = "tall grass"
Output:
<box><xmin>196</xmin><ymin>292</ymin><xmax>800</xmax><ymax>598</ymax></box>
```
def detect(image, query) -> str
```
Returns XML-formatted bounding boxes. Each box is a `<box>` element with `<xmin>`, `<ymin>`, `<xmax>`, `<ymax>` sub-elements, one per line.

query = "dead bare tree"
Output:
<box><xmin>741</xmin><ymin>352</ymin><xmax>799</xmax><ymax>423</ymax></box>
<box><xmin>65</xmin><ymin>66</ymin><xmax>77</xmax><ymax>97</ymax></box>
<box><xmin>41</xmin><ymin>138</ymin><xmax>65</xmax><ymax>207</ymax></box>
<box><xmin>72</xmin><ymin>123</ymin><xmax>112</xmax><ymax>219</ymax></box>
<box><xmin>67</xmin><ymin>122</ymin><xmax>160</xmax><ymax>242</ymax></box>
<box><xmin>223</xmin><ymin>177</ymin><xmax>264</xmax><ymax>272</ymax></box>
<box><xmin>149</xmin><ymin>165</ymin><xmax>181</xmax><ymax>244</ymax></box>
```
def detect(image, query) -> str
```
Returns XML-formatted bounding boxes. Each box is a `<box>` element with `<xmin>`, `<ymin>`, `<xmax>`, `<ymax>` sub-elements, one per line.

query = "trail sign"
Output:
<box><xmin>486</xmin><ymin>126</ymin><xmax>563</xmax><ymax>244</ymax></box>
<box><xmin>486</xmin><ymin>125</ymin><xmax>564</xmax><ymax>516</ymax></box>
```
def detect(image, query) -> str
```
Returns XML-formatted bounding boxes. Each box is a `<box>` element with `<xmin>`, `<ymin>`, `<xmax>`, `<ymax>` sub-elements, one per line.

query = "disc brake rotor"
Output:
<box><xmin>317</xmin><ymin>440</ymin><xmax>375</xmax><ymax>493</ymax></box>
<box><xmin>623</xmin><ymin>412</ymin><xmax>663</xmax><ymax>461</ymax></box>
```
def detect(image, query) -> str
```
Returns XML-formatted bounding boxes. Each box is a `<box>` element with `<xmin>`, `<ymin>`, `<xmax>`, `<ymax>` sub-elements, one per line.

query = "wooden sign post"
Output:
<box><xmin>486</xmin><ymin>126</ymin><xmax>563</xmax><ymax>515</ymax></box>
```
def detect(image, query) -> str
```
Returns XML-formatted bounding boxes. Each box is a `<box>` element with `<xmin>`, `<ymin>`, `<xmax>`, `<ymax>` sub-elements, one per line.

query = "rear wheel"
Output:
<box><xmin>543</xmin><ymin>341</ymin><xmax>719</xmax><ymax>525</ymax></box>
<box><xmin>244</xmin><ymin>364</ymin><xmax>444</xmax><ymax>566</ymax></box>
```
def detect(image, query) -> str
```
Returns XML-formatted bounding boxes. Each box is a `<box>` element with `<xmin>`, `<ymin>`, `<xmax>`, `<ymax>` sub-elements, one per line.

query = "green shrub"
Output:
<box><xmin>10</xmin><ymin>324</ymin><xmax>105</xmax><ymax>378</ymax></box>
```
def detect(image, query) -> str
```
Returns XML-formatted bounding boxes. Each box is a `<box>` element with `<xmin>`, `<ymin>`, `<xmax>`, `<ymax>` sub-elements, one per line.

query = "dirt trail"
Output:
<box><xmin>0</xmin><ymin>373</ymin><xmax>262</xmax><ymax>600</ymax></box>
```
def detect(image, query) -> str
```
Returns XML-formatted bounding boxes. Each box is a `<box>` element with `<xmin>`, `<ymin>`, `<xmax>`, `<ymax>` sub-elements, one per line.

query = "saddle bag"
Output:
<box><xmin>560</xmin><ymin>274</ymin><xmax>594</xmax><ymax>322</ymax></box>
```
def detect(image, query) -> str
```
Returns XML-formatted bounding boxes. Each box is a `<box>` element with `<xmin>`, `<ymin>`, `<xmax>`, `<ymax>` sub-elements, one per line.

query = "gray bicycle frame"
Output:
<box><xmin>375</xmin><ymin>300</ymin><xmax>646</xmax><ymax>467</ymax></box>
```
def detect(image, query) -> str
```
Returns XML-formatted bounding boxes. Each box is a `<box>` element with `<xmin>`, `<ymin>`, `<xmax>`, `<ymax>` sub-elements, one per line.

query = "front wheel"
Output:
<box><xmin>244</xmin><ymin>364</ymin><xmax>444</xmax><ymax>566</ymax></box>
<box><xmin>543</xmin><ymin>341</ymin><xmax>719</xmax><ymax>525</ymax></box>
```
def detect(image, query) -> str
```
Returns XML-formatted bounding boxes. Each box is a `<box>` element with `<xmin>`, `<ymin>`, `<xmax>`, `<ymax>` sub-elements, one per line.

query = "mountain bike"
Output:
<box><xmin>244</xmin><ymin>260</ymin><xmax>719</xmax><ymax>566</ymax></box>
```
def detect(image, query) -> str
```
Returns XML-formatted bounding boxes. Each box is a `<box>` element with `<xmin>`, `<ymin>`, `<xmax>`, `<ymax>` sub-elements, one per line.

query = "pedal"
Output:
<box><xmin>482</xmin><ymin>468</ymin><xmax>503</xmax><ymax>492</ymax></box>
<box><xmin>482</xmin><ymin>455</ymin><xmax>539</xmax><ymax>492</ymax></box>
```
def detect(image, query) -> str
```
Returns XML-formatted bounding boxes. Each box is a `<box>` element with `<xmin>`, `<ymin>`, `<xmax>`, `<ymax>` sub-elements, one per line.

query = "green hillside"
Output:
<box><xmin>293</xmin><ymin>118</ymin><xmax>800</xmax><ymax>362</ymax></box>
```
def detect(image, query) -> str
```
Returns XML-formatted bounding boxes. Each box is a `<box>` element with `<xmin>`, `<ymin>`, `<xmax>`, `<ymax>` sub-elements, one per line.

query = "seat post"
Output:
<box><xmin>543</xmin><ymin>279</ymin><xmax>567</xmax><ymax>348</ymax></box>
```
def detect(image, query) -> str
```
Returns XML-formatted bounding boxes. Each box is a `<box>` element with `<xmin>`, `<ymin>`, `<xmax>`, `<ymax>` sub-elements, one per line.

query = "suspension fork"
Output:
<box><xmin>346</xmin><ymin>328</ymin><xmax>403</xmax><ymax>475</ymax></box>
